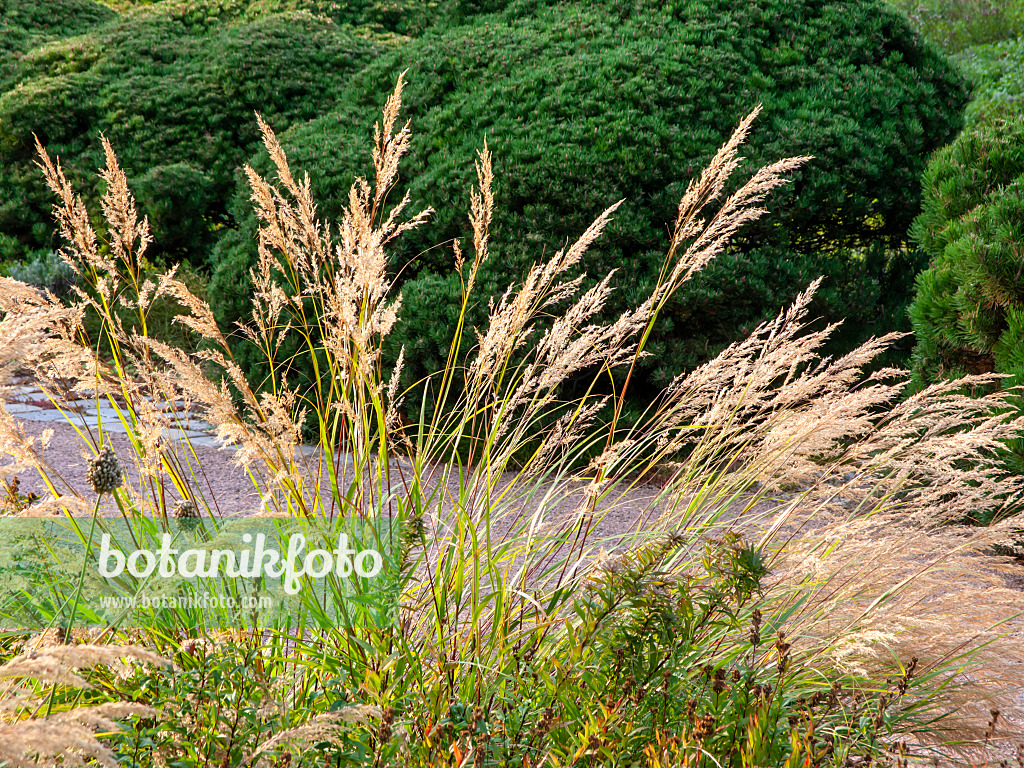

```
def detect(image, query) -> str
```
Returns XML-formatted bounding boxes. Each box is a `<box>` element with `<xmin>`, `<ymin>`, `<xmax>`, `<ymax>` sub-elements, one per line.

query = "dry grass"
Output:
<box><xmin>0</xmin><ymin>643</ymin><xmax>164</xmax><ymax>767</ymax></box>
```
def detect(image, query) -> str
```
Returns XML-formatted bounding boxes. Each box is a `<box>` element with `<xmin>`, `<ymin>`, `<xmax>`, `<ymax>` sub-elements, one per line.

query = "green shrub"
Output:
<box><xmin>0</xmin><ymin>0</ymin><xmax>380</xmax><ymax>267</ymax></box>
<box><xmin>908</xmin><ymin>117</ymin><xmax>1024</xmax><ymax>386</ymax></box>
<box><xmin>2</xmin><ymin>249</ymin><xmax>79</xmax><ymax>298</ymax></box>
<box><xmin>210</xmin><ymin>0</ymin><xmax>968</xmax><ymax>397</ymax></box>
<box><xmin>906</xmin><ymin>117</ymin><xmax>1024</xmax><ymax>484</ymax></box>
<box><xmin>0</xmin><ymin>0</ymin><xmax>116</xmax><ymax>60</ymax></box>
<box><xmin>100</xmin><ymin>0</ymin><xmax>452</xmax><ymax>37</ymax></box>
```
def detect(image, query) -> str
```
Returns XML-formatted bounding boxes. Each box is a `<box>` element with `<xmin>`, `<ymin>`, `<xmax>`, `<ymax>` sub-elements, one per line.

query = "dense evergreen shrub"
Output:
<box><xmin>0</xmin><ymin>0</ymin><xmax>380</xmax><ymax>266</ymax></box>
<box><xmin>908</xmin><ymin>117</ymin><xmax>1024</xmax><ymax>387</ymax></box>
<box><xmin>211</xmin><ymin>0</ymin><xmax>968</xmax><ymax>395</ymax></box>
<box><xmin>100</xmin><ymin>0</ymin><xmax>453</xmax><ymax>37</ymax></box>
<box><xmin>0</xmin><ymin>0</ymin><xmax>116</xmax><ymax>61</ymax></box>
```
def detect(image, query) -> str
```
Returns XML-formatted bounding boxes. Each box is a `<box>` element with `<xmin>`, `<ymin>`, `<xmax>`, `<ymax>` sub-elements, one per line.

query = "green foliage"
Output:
<box><xmin>908</xmin><ymin>118</ymin><xmax>1024</xmax><ymax>386</ymax></box>
<box><xmin>210</xmin><ymin>0</ymin><xmax>967</xmax><ymax>396</ymax></box>
<box><xmin>100</xmin><ymin>0</ymin><xmax>451</xmax><ymax>37</ymax></box>
<box><xmin>955</xmin><ymin>37</ymin><xmax>1024</xmax><ymax>126</ymax></box>
<box><xmin>0</xmin><ymin>0</ymin><xmax>116</xmax><ymax>59</ymax></box>
<box><xmin>2</xmin><ymin>249</ymin><xmax>78</xmax><ymax>297</ymax></box>
<box><xmin>885</xmin><ymin>0</ymin><xmax>1024</xmax><ymax>54</ymax></box>
<box><xmin>21</xmin><ymin>537</ymin><xmax>916</xmax><ymax>767</ymax></box>
<box><xmin>0</xmin><ymin>0</ymin><xmax>380</xmax><ymax>267</ymax></box>
<box><xmin>301</xmin><ymin>0</ymin><xmax>444</xmax><ymax>37</ymax></box>
<box><xmin>88</xmin><ymin>259</ymin><xmax>212</xmax><ymax>354</ymax></box>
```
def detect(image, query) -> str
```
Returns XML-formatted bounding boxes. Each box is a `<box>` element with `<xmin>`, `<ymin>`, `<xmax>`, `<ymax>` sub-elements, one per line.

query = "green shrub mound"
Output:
<box><xmin>909</xmin><ymin>117</ymin><xmax>1024</xmax><ymax>387</ymax></box>
<box><xmin>0</xmin><ymin>0</ymin><xmax>116</xmax><ymax>59</ymax></box>
<box><xmin>210</xmin><ymin>0</ymin><xmax>967</xmax><ymax>395</ymax></box>
<box><xmin>0</xmin><ymin>0</ymin><xmax>380</xmax><ymax>266</ymax></box>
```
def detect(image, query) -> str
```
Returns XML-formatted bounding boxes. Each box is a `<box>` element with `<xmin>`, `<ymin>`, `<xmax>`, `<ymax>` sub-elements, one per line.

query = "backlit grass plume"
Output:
<box><xmin>0</xmin><ymin>76</ymin><xmax>1022</xmax><ymax>765</ymax></box>
<box><xmin>0</xmin><ymin>642</ymin><xmax>164</xmax><ymax>767</ymax></box>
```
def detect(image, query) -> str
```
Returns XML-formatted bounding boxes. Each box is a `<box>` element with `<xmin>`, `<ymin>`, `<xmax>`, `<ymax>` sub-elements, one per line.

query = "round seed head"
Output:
<box><xmin>173</xmin><ymin>498</ymin><xmax>201</xmax><ymax>531</ymax></box>
<box><xmin>173</xmin><ymin>499</ymin><xmax>198</xmax><ymax>519</ymax></box>
<box><xmin>86</xmin><ymin>447</ymin><xmax>122</xmax><ymax>494</ymax></box>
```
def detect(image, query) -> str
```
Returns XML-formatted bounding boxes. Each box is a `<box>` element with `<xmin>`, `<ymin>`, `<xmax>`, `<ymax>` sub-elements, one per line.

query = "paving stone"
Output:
<box><xmin>98</xmin><ymin>421</ymin><xmax>129</xmax><ymax>434</ymax></box>
<box><xmin>187</xmin><ymin>435</ymin><xmax>225</xmax><ymax>449</ymax></box>
<box><xmin>295</xmin><ymin>444</ymin><xmax>320</xmax><ymax>458</ymax></box>
<box><xmin>161</xmin><ymin>432</ymin><xmax>197</xmax><ymax>444</ymax></box>
<box><xmin>7</xmin><ymin>388</ymin><xmax>325</xmax><ymax>459</ymax></box>
<box><xmin>165</xmin><ymin>419</ymin><xmax>212</xmax><ymax>433</ymax></box>
<box><xmin>1</xmin><ymin>402</ymin><xmax>46</xmax><ymax>415</ymax></box>
<box><xmin>6</xmin><ymin>386</ymin><xmax>43</xmax><ymax>397</ymax></box>
<box><xmin>14</xmin><ymin>409</ymin><xmax>73</xmax><ymax>422</ymax></box>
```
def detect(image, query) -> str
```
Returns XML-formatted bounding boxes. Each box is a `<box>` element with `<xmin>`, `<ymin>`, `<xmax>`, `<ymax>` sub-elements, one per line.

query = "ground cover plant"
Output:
<box><xmin>887</xmin><ymin>0</ymin><xmax>1024</xmax><ymax>54</ymax></box>
<box><xmin>954</xmin><ymin>37</ymin><xmax>1024</xmax><ymax>125</ymax></box>
<box><xmin>886</xmin><ymin>0</ymin><xmax>1024</xmax><ymax>130</ymax></box>
<box><xmin>0</xmin><ymin>80</ymin><xmax>1023</xmax><ymax>766</ymax></box>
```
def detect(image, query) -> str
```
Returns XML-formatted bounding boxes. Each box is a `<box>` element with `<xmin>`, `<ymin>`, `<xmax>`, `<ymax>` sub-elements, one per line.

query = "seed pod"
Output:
<box><xmin>86</xmin><ymin>447</ymin><xmax>122</xmax><ymax>494</ymax></box>
<box><xmin>173</xmin><ymin>499</ymin><xmax>201</xmax><ymax>531</ymax></box>
<box><xmin>694</xmin><ymin>714</ymin><xmax>716</xmax><ymax>740</ymax></box>
<box><xmin>712</xmin><ymin>668</ymin><xmax>726</xmax><ymax>694</ymax></box>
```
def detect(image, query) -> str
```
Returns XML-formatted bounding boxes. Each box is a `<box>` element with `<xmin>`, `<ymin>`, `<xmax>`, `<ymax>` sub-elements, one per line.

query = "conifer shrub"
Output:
<box><xmin>0</xmin><ymin>0</ymin><xmax>380</xmax><ymax>266</ymax></box>
<box><xmin>0</xmin><ymin>0</ymin><xmax>115</xmax><ymax>62</ymax></box>
<box><xmin>908</xmin><ymin>117</ymin><xmax>1024</xmax><ymax>387</ymax></box>
<box><xmin>209</xmin><ymin>0</ymin><xmax>968</xmax><ymax>396</ymax></box>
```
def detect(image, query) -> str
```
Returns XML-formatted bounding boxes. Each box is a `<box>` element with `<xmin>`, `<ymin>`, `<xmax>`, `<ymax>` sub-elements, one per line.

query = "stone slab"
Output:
<box><xmin>1</xmin><ymin>403</ymin><xmax>46</xmax><ymax>415</ymax></box>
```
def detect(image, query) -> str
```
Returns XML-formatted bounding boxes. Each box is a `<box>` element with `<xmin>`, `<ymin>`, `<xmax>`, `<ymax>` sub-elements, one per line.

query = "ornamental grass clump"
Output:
<box><xmin>0</xmin><ymin>642</ymin><xmax>164</xmax><ymax>767</ymax></box>
<box><xmin>0</xmin><ymin>77</ymin><xmax>1022</xmax><ymax>765</ymax></box>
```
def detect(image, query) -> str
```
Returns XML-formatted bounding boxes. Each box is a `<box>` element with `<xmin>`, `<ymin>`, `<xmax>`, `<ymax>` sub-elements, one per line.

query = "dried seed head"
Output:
<box><xmin>86</xmin><ymin>447</ymin><xmax>122</xmax><ymax>494</ymax></box>
<box><xmin>173</xmin><ymin>499</ymin><xmax>198</xmax><ymax>518</ymax></box>
<box><xmin>378</xmin><ymin>706</ymin><xmax>394</xmax><ymax>743</ymax></box>
<box><xmin>173</xmin><ymin>498</ymin><xmax>201</xmax><ymax>531</ymax></box>
<box><xmin>712</xmin><ymin>668</ymin><xmax>726</xmax><ymax>694</ymax></box>
<box><xmin>694</xmin><ymin>714</ymin><xmax>716</xmax><ymax>740</ymax></box>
